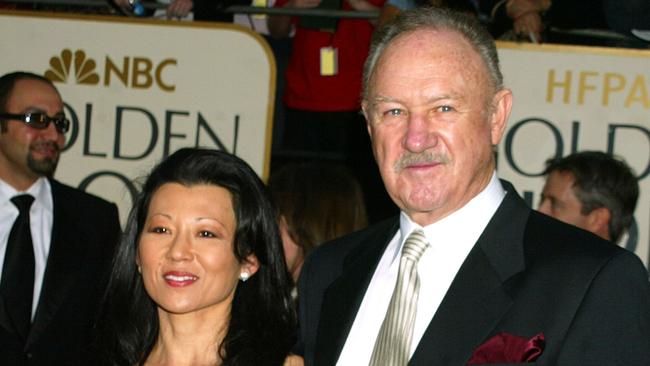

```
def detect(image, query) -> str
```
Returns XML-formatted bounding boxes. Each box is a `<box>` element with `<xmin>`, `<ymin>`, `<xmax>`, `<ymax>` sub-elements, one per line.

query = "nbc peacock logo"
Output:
<box><xmin>44</xmin><ymin>49</ymin><xmax>100</xmax><ymax>85</ymax></box>
<box><xmin>43</xmin><ymin>49</ymin><xmax>177</xmax><ymax>91</ymax></box>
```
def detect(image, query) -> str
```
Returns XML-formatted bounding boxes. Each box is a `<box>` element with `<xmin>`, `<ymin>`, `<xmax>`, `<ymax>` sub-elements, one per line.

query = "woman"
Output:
<box><xmin>96</xmin><ymin>148</ymin><xmax>296</xmax><ymax>365</ymax></box>
<box><xmin>268</xmin><ymin>162</ymin><xmax>368</xmax><ymax>287</ymax></box>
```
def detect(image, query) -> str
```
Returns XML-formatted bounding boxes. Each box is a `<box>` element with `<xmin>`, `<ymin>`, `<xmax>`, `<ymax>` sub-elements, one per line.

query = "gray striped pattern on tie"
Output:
<box><xmin>369</xmin><ymin>229</ymin><xmax>429</xmax><ymax>366</ymax></box>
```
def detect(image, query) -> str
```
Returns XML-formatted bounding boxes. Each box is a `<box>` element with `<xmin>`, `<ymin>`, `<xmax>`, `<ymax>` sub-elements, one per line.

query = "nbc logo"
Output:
<box><xmin>45</xmin><ymin>49</ymin><xmax>100</xmax><ymax>85</ymax></box>
<box><xmin>44</xmin><ymin>49</ymin><xmax>177</xmax><ymax>91</ymax></box>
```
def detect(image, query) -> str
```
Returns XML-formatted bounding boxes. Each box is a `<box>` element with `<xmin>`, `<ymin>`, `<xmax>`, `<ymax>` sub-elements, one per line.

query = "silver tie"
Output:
<box><xmin>369</xmin><ymin>229</ymin><xmax>429</xmax><ymax>366</ymax></box>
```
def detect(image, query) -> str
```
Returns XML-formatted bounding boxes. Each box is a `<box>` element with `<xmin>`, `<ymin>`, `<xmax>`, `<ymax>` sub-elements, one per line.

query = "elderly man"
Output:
<box><xmin>0</xmin><ymin>71</ymin><xmax>120</xmax><ymax>365</ymax></box>
<box><xmin>296</xmin><ymin>8</ymin><xmax>650</xmax><ymax>366</ymax></box>
<box><xmin>539</xmin><ymin>151</ymin><xmax>639</xmax><ymax>245</ymax></box>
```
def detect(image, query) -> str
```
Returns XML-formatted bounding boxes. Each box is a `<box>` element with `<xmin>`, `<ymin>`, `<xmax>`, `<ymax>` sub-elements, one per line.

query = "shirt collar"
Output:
<box><xmin>0</xmin><ymin>177</ymin><xmax>51</xmax><ymax>211</ymax></box>
<box><xmin>393</xmin><ymin>172</ymin><xmax>506</xmax><ymax>263</ymax></box>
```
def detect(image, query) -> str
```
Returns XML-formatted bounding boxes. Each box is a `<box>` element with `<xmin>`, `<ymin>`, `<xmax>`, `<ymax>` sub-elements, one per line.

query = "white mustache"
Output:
<box><xmin>394</xmin><ymin>151</ymin><xmax>450</xmax><ymax>172</ymax></box>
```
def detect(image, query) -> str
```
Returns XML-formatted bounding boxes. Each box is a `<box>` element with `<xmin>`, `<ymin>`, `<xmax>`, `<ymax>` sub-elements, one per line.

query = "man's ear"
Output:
<box><xmin>362</xmin><ymin>101</ymin><xmax>373</xmax><ymax>139</ymax></box>
<box><xmin>586</xmin><ymin>207</ymin><xmax>612</xmax><ymax>241</ymax></box>
<box><xmin>489</xmin><ymin>88</ymin><xmax>513</xmax><ymax>146</ymax></box>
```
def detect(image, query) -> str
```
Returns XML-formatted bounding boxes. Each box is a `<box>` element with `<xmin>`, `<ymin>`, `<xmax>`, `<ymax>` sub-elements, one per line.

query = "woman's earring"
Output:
<box><xmin>239</xmin><ymin>272</ymin><xmax>250</xmax><ymax>282</ymax></box>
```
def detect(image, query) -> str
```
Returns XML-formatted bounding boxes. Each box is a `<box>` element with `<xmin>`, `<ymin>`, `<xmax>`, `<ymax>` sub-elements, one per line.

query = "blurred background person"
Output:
<box><xmin>539</xmin><ymin>151</ymin><xmax>639</xmax><ymax>246</ymax></box>
<box><xmin>96</xmin><ymin>148</ymin><xmax>296</xmax><ymax>366</ymax></box>
<box><xmin>267</xmin><ymin>0</ymin><xmax>397</xmax><ymax>224</ymax></box>
<box><xmin>378</xmin><ymin>0</ymin><xmax>649</xmax><ymax>47</ymax></box>
<box><xmin>111</xmin><ymin>0</ymin><xmax>249</xmax><ymax>21</ymax></box>
<box><xmin>482</xmin><ymin>0</ymin><xmax>650</xmax><ymax>47</ymax></box>
<box><xmin>267</xmin><ymin>0</ymin><xmax>385</xmax><ymax>156</ymax></box>
<box><xmin>268</xmin><ymin>162</ymin><xmax>367</xmax><ymax>289</ymax></box>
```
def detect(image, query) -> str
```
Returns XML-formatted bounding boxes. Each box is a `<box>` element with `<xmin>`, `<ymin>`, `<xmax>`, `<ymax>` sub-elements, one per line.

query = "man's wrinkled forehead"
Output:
<box><xmin>366</xmin><ymin>28</ymin><xmax>491</xmax><ymax>95</ymax></box>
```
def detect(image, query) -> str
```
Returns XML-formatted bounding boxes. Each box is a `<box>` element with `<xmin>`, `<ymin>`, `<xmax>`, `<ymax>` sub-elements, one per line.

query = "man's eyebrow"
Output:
<box><xmin>22</xmin><ymin>107</ymin><xmax>65</xmax><ymax>116</ymax></box>
<box><xmin>22</xmin><ymin>106</ymin><xmax>47</xmax><ymax>113</ymax></box>
<box><xmin>370</xmin><ymin>94</ymin><xmax>463</xmax><ymax>106</ymax></box>
<box><xmin>429</xmin><ymin>93</ymin><xmax>463</xmax><ymax>102</ymax></box>
<box><xmin>369</xmin><ymin>95</ymin><xmax>399</xmax><ymax>106</ymax></box>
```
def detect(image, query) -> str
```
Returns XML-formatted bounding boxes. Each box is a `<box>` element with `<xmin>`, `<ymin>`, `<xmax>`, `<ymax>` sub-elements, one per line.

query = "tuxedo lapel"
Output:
<box><xmin>410</xmin><ymin>185</ymin><xmax>530</xmax><ymax>365</ymax></box>
<box><xmin>314</xmin><ymin>219</ymin><xmax>399</xmax><ymax>366</ymax></box>
<box><xmin>26</xmin><ymin>181</ymin><xmax>87</xmax><ymax>348</ymax></box>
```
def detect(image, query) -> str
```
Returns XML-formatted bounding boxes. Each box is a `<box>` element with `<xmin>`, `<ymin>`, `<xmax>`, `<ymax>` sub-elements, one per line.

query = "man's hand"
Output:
<box><xmin>166</xmin><ymin>0</ymin><xmax>193</xmax><ymax>18</ymax></box>
<box><xmin>268</xmin><ymin>0</ymin><xmax>322</xmax><ymax>39</ymax></box>
<box><xmin>506</xmin><ymin>0</ymin><xmax>550</xmax><ymax>19</ymax></box>
<box><xmin>113</xmin><ymin>0</ymin><xmax>133</xmax><ymax>14</ymax></box>
<box><xmin>513</xmin><ymin>11</ymin><xmax>543</xmax><ymax>42</ymax></box>
<box><xmin>287</xmin><ymin>0</ymin><xmax>322</xmax><ymax>9</ymax></box>
<box><xmin>347</xmin><ymin>0</ymin><xmax>379</xmax><ymax>12</ymax></box>
<box><xmin>507</xmin><ymin>0</ymin><xmax>550</xmax><ymax>42</ymax></box>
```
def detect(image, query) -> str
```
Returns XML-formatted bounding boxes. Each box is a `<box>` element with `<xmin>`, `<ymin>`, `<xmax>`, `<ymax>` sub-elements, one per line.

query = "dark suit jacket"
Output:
<box><xmin>0</xmin><ymin>179</ymin><xmax>121</xmax><ymax>366</ymax></box>
<box><xmin>297</xmin><ymin>181</ymin><xmax>650</xmax><ymax>365</ymax></box>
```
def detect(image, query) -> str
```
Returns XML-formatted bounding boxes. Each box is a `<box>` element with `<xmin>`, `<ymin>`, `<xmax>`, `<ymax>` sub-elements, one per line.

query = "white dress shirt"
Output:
<box><xmin>0</xmin><ymin>177</ymin><xmax>54</xmax><ymax>319</ymax></box>
<box><xmin>336</xmin><ymin>172</ymin><xmax>506</xmax><ymax>365</ymax></box>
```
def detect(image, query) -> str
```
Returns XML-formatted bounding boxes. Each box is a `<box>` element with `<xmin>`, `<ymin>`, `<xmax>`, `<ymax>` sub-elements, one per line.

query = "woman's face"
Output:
<box><xmin>279</xmin><ymin>216</ymin><xmax>304</xmax><ymax>282</ymax></box>
<box><xmin>137</xmin><ymin>183</ymin><xmax>258</xmax><ymax>316</ymax></box>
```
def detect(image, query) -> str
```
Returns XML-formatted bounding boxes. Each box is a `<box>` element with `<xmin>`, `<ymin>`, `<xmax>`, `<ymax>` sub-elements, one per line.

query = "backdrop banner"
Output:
<box><xmin>1</xmin><ymin>12</ymin><xmax>648</xmax><ymax>269</ymax></box>
<box><xmin>497</xmin><ymin>41</ymin><xmax>650</xmax><ymax>269</ymax></box>
<box><xmin>0</xmin><ymin>10</ymin><xmax>275</xmax><ymax>224</ymax></box>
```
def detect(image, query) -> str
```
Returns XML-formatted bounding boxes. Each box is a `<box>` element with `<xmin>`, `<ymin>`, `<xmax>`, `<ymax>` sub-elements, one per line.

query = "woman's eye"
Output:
<box><xmin>198</xmin><ymin>230</ymin><xmax>216</xmax><ymax>238</ymax></box>
<box><xmin>151</xmin><ymin>227</ymin><xmax>168</xmax><ymax>234</ymax></box>
<box><xmin>438</xmin><ymin>105</ymin><xmax>454</xmax><ymax>112</ymax></box>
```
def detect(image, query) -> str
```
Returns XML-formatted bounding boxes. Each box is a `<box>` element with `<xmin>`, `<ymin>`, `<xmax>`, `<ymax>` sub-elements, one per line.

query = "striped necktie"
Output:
<box><xmin>369</xmin><ymin>229</ymin><xmax>429</xmax><ymax>366</ymax></box>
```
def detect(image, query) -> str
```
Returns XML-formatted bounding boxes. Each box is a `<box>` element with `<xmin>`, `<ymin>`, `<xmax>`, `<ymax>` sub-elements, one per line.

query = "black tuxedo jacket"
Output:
<box><xmin>297</xmin><ymin>181</ymin><xmax>650</xmax><ymax>365</ymax></box>
<box><xmin>0</xmin><ymin>179</ymin><xmax>120</xmax><ymax>365</ymax></box>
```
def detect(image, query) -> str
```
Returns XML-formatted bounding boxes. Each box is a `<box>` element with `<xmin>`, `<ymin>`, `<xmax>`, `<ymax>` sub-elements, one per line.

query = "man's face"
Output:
<box><xmin>538</xmin><ymin>170</ymin><xmax>591</xmax><ymax>231</ymax></box>
<box><xmin>363</xmin><ymin>29</ymin><xmax>511</xmax><ymax>226</ymax></box>
<box><xmin>0</xmin><ymin>78</ymin><xmax>66</xmax><ymax>185</ymax></box>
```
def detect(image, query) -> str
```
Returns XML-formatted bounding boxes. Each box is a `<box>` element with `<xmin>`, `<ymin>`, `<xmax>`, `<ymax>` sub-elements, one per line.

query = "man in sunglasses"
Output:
<box><xmin>0</xmin><ymin>71</ymin><xmax>120</xmax><ymax>365</ymax></box>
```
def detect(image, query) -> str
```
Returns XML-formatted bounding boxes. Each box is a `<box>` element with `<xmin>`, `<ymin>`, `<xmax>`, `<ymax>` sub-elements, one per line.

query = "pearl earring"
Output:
<box><xmin>239</xmin><ymin>272</ymin><xmax>250</xmax><ymax>282</ymax></box>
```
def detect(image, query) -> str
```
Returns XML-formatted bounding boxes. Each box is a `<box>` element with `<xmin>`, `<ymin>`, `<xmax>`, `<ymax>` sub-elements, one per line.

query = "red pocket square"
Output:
<box><xmin>467</xmin><ymin>332</ymin><xmax>545</xmax><ymax>364</ymax></box>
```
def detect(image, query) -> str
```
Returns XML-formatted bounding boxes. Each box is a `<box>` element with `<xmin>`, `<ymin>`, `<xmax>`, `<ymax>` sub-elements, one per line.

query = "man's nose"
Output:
<box><xmin>40</xmin><ymin>120</ymin><xmax>61</xmax><ymax>138</ymax></box>
<box><xmin>403</xmin><ymin>113</ymin><xmax>436</xmax><ymax>152</ymax></box>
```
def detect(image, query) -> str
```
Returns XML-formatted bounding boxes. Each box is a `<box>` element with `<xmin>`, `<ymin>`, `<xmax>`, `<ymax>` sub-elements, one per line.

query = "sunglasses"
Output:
<box><xmin>0</xmin><ymin>112</ymin><xmax>70</xmax><ymax>133</ymax></box>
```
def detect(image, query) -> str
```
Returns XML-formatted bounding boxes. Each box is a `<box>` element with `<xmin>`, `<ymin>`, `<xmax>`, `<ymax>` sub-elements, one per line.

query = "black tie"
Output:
<box><xmin>0</xmin><ymin>194</ymin><xmax>35</xmax><ymax>340</ymax></box>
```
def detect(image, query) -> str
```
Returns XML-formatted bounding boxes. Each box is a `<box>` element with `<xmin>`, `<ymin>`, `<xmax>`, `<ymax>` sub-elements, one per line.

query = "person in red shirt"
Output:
<box><xmin>268</xmin><ymin>0</ymin><xmax>384</xmax><ymax>150</ymax></box>
<box><xmin>268</xmin><ymin>0</ymin><xmax>396</xmax><ymax>224</ymax></box>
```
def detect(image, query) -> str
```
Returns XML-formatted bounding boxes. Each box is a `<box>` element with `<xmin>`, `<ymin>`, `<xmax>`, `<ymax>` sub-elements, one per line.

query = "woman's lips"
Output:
<box><xmin>163</xmin><ymin>271</ymin><xmax>198</xmax><ymax>287</ymax></box>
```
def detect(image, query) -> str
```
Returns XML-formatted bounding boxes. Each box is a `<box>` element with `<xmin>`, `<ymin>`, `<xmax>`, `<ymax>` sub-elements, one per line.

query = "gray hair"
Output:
<box><xmin>362</xmin><ymin>7</ymin><xmax>503</xmax><ymax>100</ymax></box>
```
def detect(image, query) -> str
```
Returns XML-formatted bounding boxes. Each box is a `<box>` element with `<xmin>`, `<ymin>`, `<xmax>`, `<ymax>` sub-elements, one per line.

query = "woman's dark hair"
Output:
<box><xmin>268</xmin><ymin>162</ymin><xmax>368</xmax><ymax>259</ymax></box>
<box><xmin>96</xmin><ymin>148</ymin><xmax>296</xmax><ymax>365</ymax></box>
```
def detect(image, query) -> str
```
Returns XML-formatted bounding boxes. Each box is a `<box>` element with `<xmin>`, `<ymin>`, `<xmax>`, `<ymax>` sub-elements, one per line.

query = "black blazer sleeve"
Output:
<box><xmin>557</xmin><ymin>250</ymin><xmax>650</xmax><ymax>364</ymax></box>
